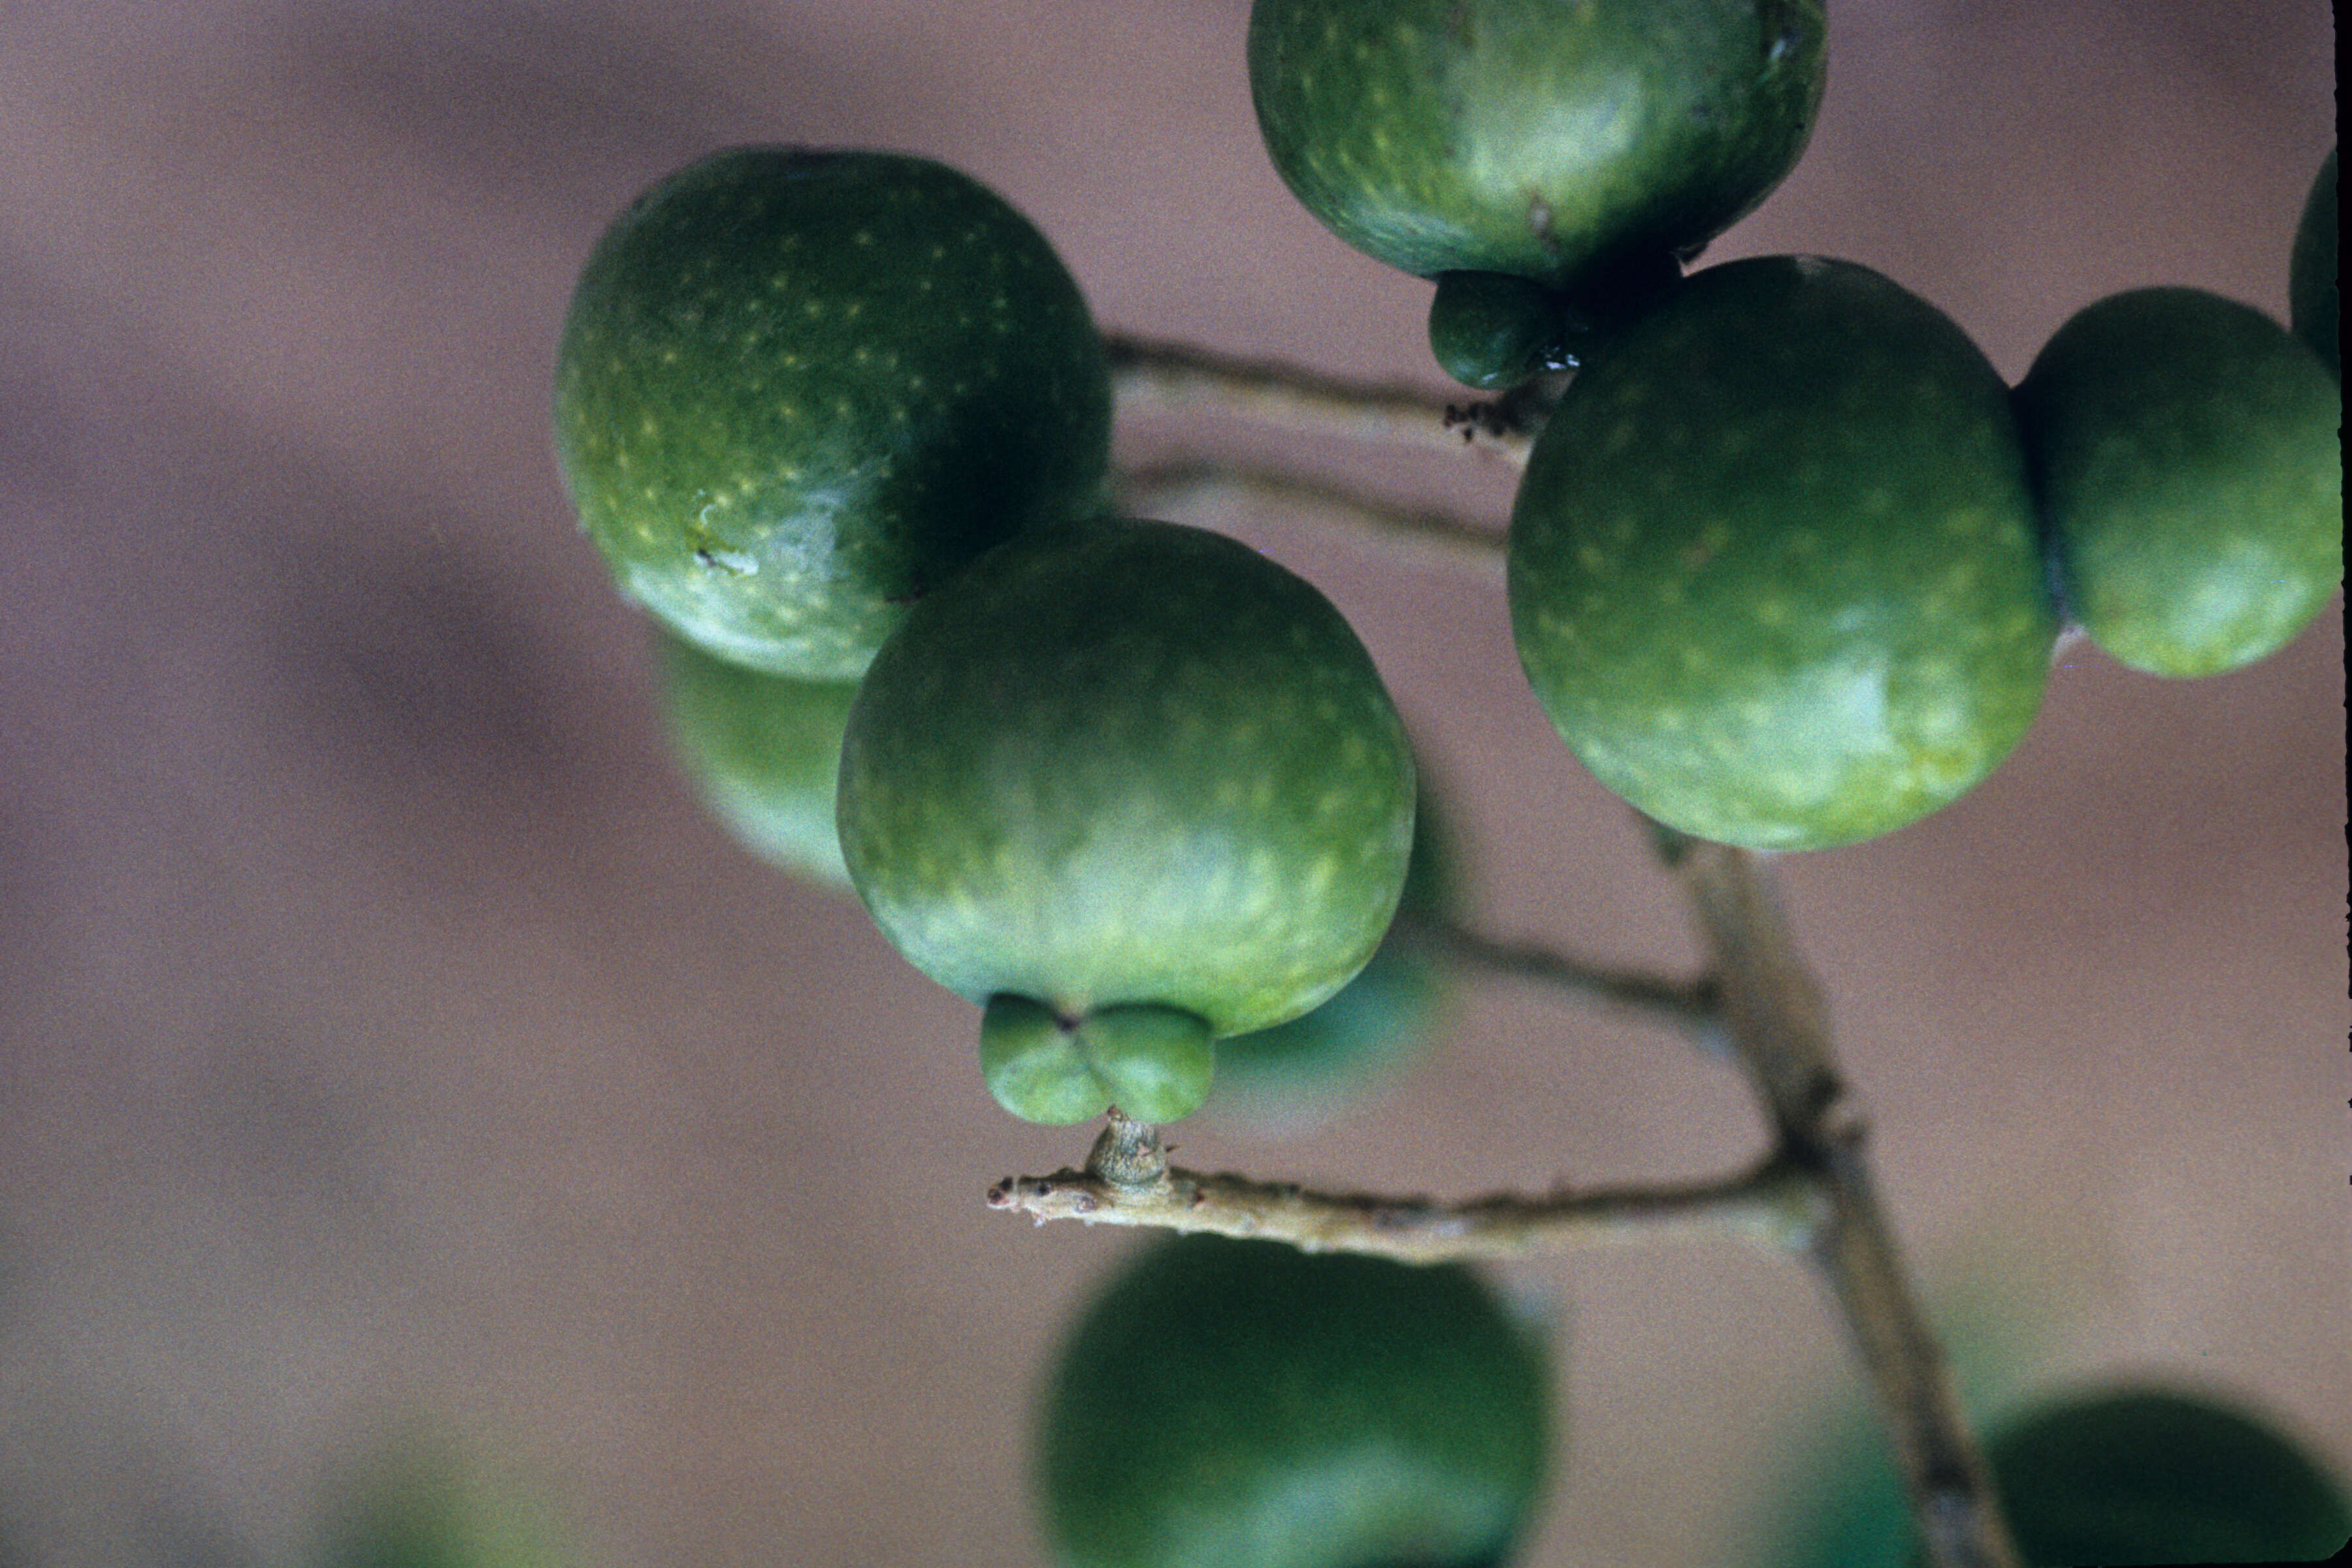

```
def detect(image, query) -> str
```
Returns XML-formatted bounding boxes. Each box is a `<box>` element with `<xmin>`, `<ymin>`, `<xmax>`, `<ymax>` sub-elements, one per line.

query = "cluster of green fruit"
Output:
<box><xmin>556</xmin><ymin>3</ymin><xmax>2337</xmax><ymax>1137</ymax></box>
<box><xmin>555</xmin><ymin>144</ymin><xmax>1439</xmax><ymax>1132</ymax></box>
<box><xmin>1253</xmin><ymin>0</ymin><xmax>2340</xmax><ymax>852</ymax></box>
<box><xmin>546</xmin><ymin>5</ymin><xmax>2343</xmax><ymax>1565</ymax></box>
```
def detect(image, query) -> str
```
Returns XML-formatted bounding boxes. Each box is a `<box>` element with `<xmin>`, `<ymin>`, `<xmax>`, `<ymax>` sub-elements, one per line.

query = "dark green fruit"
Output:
<box><xmin>2016</xmin><ymin>286</ymin><xmax>2342</xmax><ymax>679</ymax></box>
<box><xmin>653</xmin><ymin>630</ymin><xmax>858</xmax><ymax>887</ymax></box>
<box><xmin>1982</xmin><ymin>1386</ymin><xmax>2352</xmax><ymax>1565</ymax></box>
<box><xmin>1428</xmin><ymin>270</ymin><xmax>1566</xmax><ymax>390</ymax></box>
<box><xmin>836</xmin><ymin>517</ymin><xmax>1416</xmax><ymax>1125</ymax></box>
<box><xmin>2290</xmin><ymin>145</ymin><xmax>2338</xmax><ymax>379</ymax></box>
<box><xmin>555</xmin><ymin>146</ymin><xmax>1113</xmax><ymax>680</ymax></box>
<box><xmin>1207</xmin><ymin>773</ymin><xmax>1456</xmax><ymax>1136</ymax></box>
<box><xmin>1037</xmin><ymin>1235</ymin><xmax>1552</xmax><ymax>1568</ymax></box>
<box><xmin>1509</xmin><ymin>255</ymin><xmax>2056</xmax><ymax>852</ymax></box>
<box><xmin>1249</xmin><ymin>0</ymin><xmax>1825</xmax><ymax>297</ymax></box>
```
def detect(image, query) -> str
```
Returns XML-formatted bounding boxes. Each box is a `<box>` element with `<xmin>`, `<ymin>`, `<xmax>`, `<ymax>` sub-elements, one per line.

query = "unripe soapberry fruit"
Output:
<box><xmin>1037</xmin><ymin>1234</ymin><xmax>1552</xmax><ymax>1568</ymax></box>
<box><xmin>555</xmin><ymin>146</ymin><xmax>1113</xmax><ymax>680</ymax></box>
<box><xmin>1982</xmin><ymin>1386</ymin><xmax>2352</xmax><ymax>1565</ymax></box>
<box><xmin>653</xmin><ymin>630</ymin><xmax>859</xmax><ymax>887</ymax></box>
<box><xmin>836</xmin><ymin>516</ymin><xmax>1416</xmax><ymax>1126</ymax></box>
<box><xmin>1508</xmin><ymin>255</ymin><xmax>2057</xmax><ymax>852</ymax></box>
<box><xmin>2014</xmin><ymin>286</ymin><xmax>2343</xmax><ymax>679</ymax></box>
<box><xmin>1249</xmin><ymin>0</ymin><xmax>1825</xmax><ymax>302</ymax></box>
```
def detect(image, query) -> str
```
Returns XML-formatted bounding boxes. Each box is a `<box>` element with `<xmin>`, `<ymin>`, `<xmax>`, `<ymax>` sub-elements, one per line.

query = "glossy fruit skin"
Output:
<box><xmin>1508</xmin><ymin>255</ymin><xmax>2056</xmax><ymax>852</ymax></box>
<box><xmin>2016</xmin><ymin>286</ymin><xmax>2343</xmax><ymax>679</ymax></box>
<box><xmin>836</xmin><ymin>516</ymin><xmax>1415</xmax><ymax>1124</ymax></box>
<box><xmin>1249</xmin><ymin>0</ymin><xmax>1825</xmax><ymax>293</ymax></box>
<box><xmin>654</xmin><ymin>630</ymin><xmax>858</xmax><ymax>887</ymax></box>
<box><xmin>2289</xmin><ymin>144</ymin><xmax>2338</xmax><ymax>379</ymax></box>
<box><xmin>1982</xmin><ymin>1386</ymin><xmax>2352</xmax><ymax>1565</ymax></box>
<box><xmin>1037</xmin><ymin>1234</ymin><xmax>1552</xmax><ymax>1568</ymax></box>
<box><xmin>1207</xmin><ymin>774</ymin><xmax>1455</xmax><ymax>1136</ymax></box>
<box><xmin>555</xmin><ymin>146</ymin><xmax>1112</xmax><ymax>680</ymax></box>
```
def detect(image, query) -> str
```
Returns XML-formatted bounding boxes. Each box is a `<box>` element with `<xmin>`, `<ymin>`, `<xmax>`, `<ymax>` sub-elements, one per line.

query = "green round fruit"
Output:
<box><xmin>2015</xmin><ymin>286</ymin><xmax>2343</xmax><ymax>679</ymax></box>
<box><xmin>1248</xmin><ymin>0</ymin><xmax>1825</xmax><ymax>295</ymax></box>
<box><xmin>1207</xmin><ymin>773</ymin><xmax>1456</xmax><ymax>1136</ymax></box>
<box><xmin>2290</xmin><ymin>145</ymin><xmax>2338</xmax><ymax>380</ymax></box>
<box><xmin>653</xmin><ymin>630</ymin><xmax>858</xmax><ymax>887</ymax></box>
<box><xmin>555</xmin><ymin>146</ymin><xmax>1113</xmax><ymax>680</ymax></box>
<box><xmin>1508</xmin><ymin>255</ymin><xmax>2057</xmax><ymax>852</ymax></box>
<box><xmin>836</xmin><ymin>516</ymin><xmax>1416</xmax><ymax>1125</ymax></box>
<box><xmin>1982</xmin><ymin>1386</ymin><xmax>2352</xmax><ymax>1565</ymax></box>
<box><xmin>1037</xmin><ymin>1235</ymin><xmax>1553</xmax><ymax>1568</ymax></box>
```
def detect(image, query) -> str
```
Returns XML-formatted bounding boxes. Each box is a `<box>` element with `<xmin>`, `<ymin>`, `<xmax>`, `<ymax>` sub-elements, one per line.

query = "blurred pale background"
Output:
<box><xmin>0</xmin><ymin>3</ymin><xmax>2342</xmax><ymax>1565</ymax></box>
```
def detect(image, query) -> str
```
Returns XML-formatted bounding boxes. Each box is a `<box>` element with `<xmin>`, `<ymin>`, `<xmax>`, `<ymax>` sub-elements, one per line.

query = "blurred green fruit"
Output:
<box><xmin>1249</xmin><ymin>0</ymin><xmax>1825</xmax><ymax>299</ymax></box>
<box><xmin>1983</xmin><ymin>1385</ymin><xmax>2352</xmax><ymax>1565</ymax></box>
<box><xmin>655</xmin><ymin>630</ymin><xmax>858</xmax><ymax>886</ymax></box>
<box><xmin>2289</xmin><ymin>145</ymin><xmax>2338</xmax><ymax>379</ymax></box>
<box><xmin>2016</xmin><ymin>286</ymin><xmax>2342</xmax><ymax>678</ymax></box>
<box><xmin>1037</xmin><ymin>1234</ymin><xmax>1553</xmax><ymax>1568</ymax></box>
<box><xmin>555</xmin><ymin>146</ymin><xmax>1112</xmax><ymax>679</ymax></box>
<box><xmin>1207</xmin><ymin>771</ymin><xmax>1456</xmax><ymax>1136</ymax></box>
<box><xmin>1508</xmin><ymin>255</ymin><xmax>2055</xmax><ymax>851</ymax></box>
<box><xmin>836</xmin><ymin>517</ymin><xmax>1416</xmax><ymax>1125</ymax></box>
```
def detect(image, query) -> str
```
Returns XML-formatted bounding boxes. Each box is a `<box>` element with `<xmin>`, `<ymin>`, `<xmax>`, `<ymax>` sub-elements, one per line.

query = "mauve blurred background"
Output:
<box><xmin>0</xmin><ymin>3</ymin><xmax>2342</xmax><ymax>1565</ymax></box>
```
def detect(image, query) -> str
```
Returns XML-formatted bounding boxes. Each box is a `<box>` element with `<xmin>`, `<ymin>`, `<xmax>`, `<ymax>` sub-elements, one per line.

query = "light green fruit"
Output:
<box><xmin>555</xmin><ymin>146</ymin><xmax>1112</xmax><ymax>679</ymax></box>
<box><xmin>836</xmin><ymin>516</ymin><xmax>1416</xmax><ymax>1126</ymax></box>
<box><xmin>1037</xmin><ymin>1234</ymin><xmax>1553</xmax><ymax>1568</ymax></box>
<box><xmin>2015</xmin><ymin>286</ymin><xmax>2342</xmax><ymax>678</ymax></box>
<box><xmin>1509</xmin><ymin>255</ymin><xmax>2056</xmax><ymax>852</ymax></box>
<box><xmin>653</xmin><ymin>630</ymin><xmax>858</xmax><ymax>886</ymax></box>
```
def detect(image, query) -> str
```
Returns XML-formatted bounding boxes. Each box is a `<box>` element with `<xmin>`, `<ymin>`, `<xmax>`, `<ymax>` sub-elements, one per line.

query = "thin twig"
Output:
<box><xmin>1674</xmin><ymin>841</ymin><xmax>2021</xmax><ymax>1568</ymax></box>
<box><xmin>1115</xmin><ymin>458</ymin><xmax>1507</xmax><ymax>581</ymax></box>
<box><xmin>1106</xmin><ymin>330</ymin><xmax>1546</xmax><ymax>466</ymax></box>
<box><xmin>987</xmin><ymin>1134</ymin><xmax>1826</xmax><ymax>1266</ymax></box>
<box><xmin>1392</xmin><ymin>911</ymin><xmax>1717</xmax><ymax>1035</ymax></box>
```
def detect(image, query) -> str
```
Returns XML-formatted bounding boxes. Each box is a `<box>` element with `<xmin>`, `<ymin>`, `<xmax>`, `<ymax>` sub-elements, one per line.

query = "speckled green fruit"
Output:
<box><xmin>555</xmin><ymin>146</ymin><xmax>1113</xmax><ymax>680</ymax></box>
<box><xmin>2290</xmin><ymin>145</ymin><xmax>2338</xmax><ymax>379</ymax></box>
<box><xmin>1037</xmin><ymin>1235</ymin><xmax>1552</xmax><ymax>1568</ymax></box>
<box><xmin>2016</xmin><ymin>287</ymin><xmax>2343</xmax><ymax>680</ymax></box>
<box><xmin>1508</xmin><ymin>255</ymin><xmax>2056</xmax><ymax>852</ymax></box>
<box><xmin>836</xmin><ymin>517</ymin><xmax>1416</xmax><ymax>1126</ymax></box>
<box><xmin>1249</xmin><ymin>0</ymin><xmax>1825</xmax><ymax>294</ymax></box>
<box><xmin>1980</xmin><ymin>1386</ymin><xmax>2352</xmax><ymax>1565</ymax></box>
<box><xmin>653</xmin><ymin>630</ymin><xmax>858</xmax><ymax>887</ymax></box>
<box><xmin>1207</xmin><ymin>774</ymin><xmax>1456</xmax><ymax>1137</ymax></box>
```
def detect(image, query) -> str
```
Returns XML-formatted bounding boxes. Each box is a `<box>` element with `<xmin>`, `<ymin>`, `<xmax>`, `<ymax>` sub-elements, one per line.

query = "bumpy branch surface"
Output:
<box><xmin>1106</xmin><ymin>331</ymin><xmax>1544</xmax><ymax>465</ymax></box>
<box><xmin>987</xmin><ymin>1115</ymin><xmax>1825</xmax><ymax>1265</ymax></box>
<box><xmin>1674</xmin><ymin>842</ymin><xmax>2021</xmax><ymax>1568</ymax></box>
